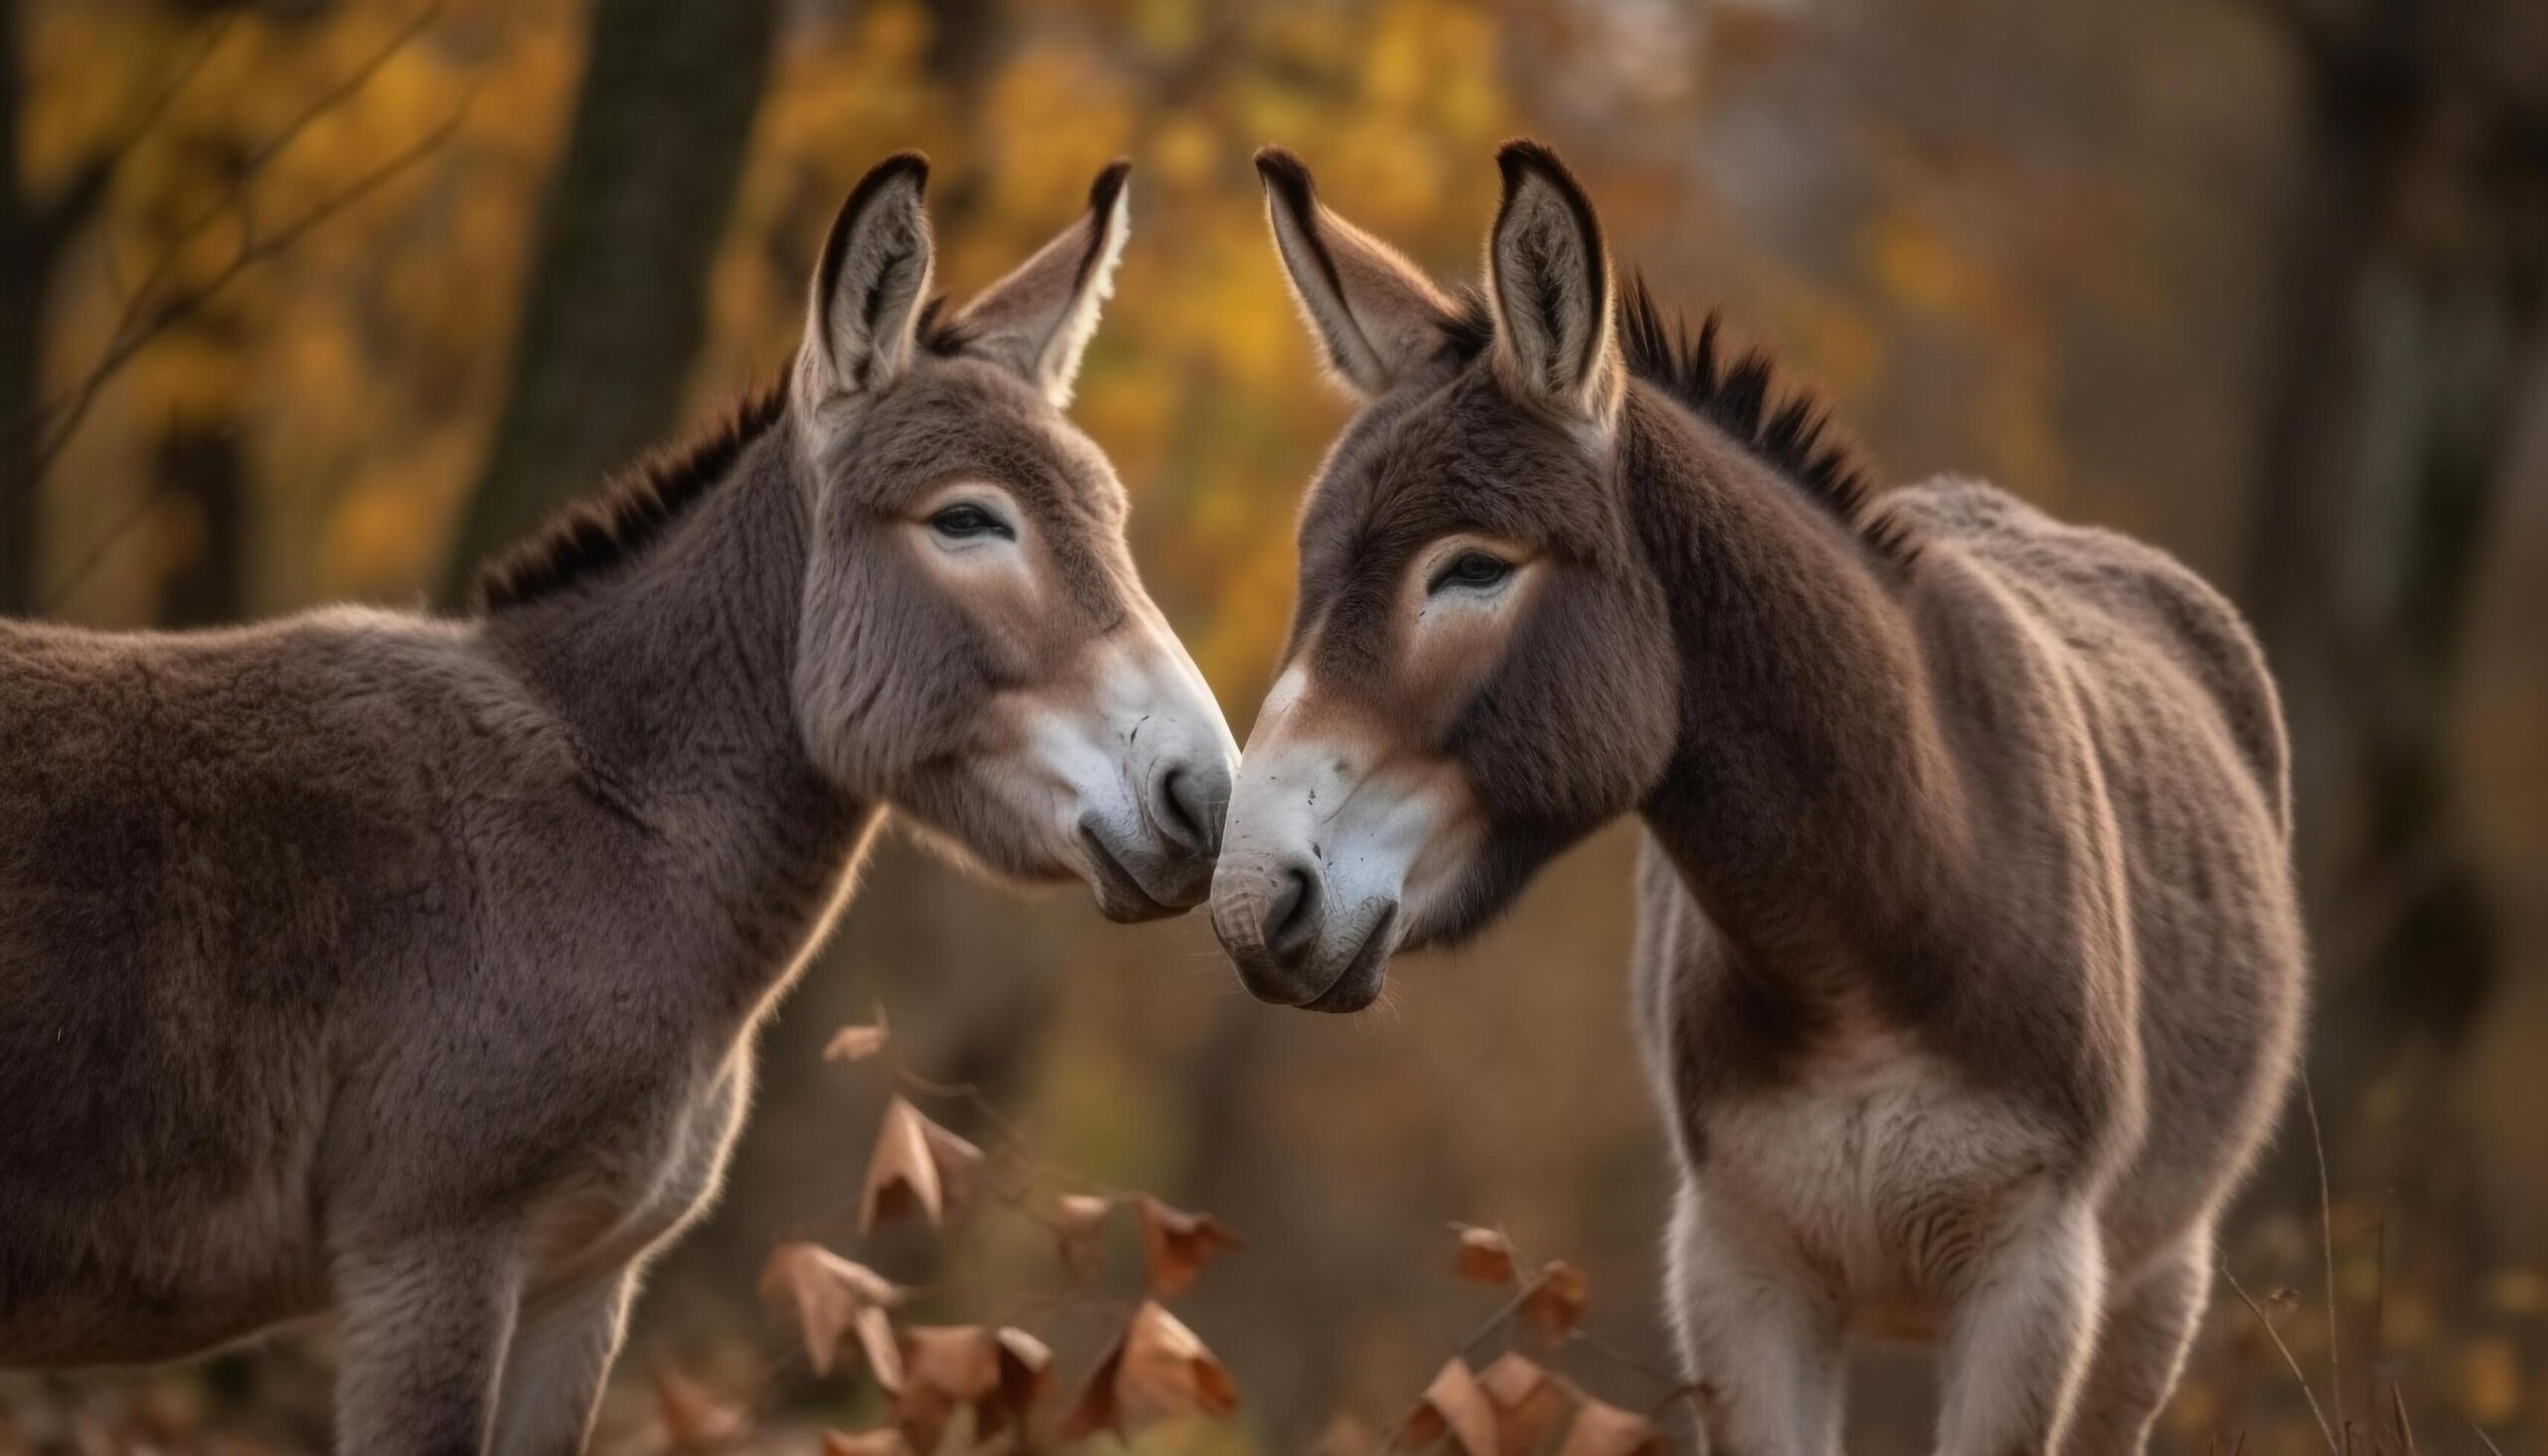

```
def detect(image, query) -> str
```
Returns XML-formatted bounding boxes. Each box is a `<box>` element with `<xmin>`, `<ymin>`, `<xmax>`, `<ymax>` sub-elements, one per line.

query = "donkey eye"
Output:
<box><xmin>1431</xmin><ymin>551</ymin><xmax>1513</xmax><ymax>593</ymax></box>
<box><xmin>929</xmin><ymin>503</ymin><xmax>1012</xmax><ymax>541</ymax></box>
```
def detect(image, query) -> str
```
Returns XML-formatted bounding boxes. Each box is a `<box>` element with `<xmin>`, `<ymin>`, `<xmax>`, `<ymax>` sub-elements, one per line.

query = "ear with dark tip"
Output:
<box><xmin>1256</xmin><ymin>144</ymin><xmax>1462</xmax><ymax>398</ymax></box>
<box><xmin>797</xmin><ymin>151</ymin><xmax>935</xmax><ymax>403</ymax></box>
<box><xmin>1485</xmin><ymin>138</ymin><xmax>1621</xmax><ymax>433</ymax></box>
<box><xmin>947</xmin><ymin>160</ymin><xmax>1133</xmax><ymax>408</ymax></box>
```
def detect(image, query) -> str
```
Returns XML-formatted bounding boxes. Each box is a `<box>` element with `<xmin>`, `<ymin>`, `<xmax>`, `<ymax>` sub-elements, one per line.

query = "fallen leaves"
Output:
<box><xmin>823</xmin><ymin>1007</ymin><xmax>890</xmax><ymax>1064</ymax></box>
<box><xmin>1060</xmin><ymin>1301</ymin><xmax>1240</xmax><ymax>1438</ymax></box>
<box><xmin>1479</xmin><ymin>1352</ymin><xmax>1572</xmax><ymax>1453</ymax></box>
<box><xmin>652</xmin><ymin>1368</ymin><xmax>748</xmax><ymax>1452</ymax></box>
<box><xmin>858</xmin><ymin>1096</ymin><xmax>985</xmax><ymax>1234</ymax></box>
<box><xmin>890</xmin><ymin>1325</ymin><xmax>1052</xmax><ymax>1451</ymax></box>
<box><xmin>1520</xmin><ymin>1260</ymin><xmax>1591</xmax><ymax>1338</ymax></box>
<box><xmin>757</xmin><ymin>1241</ymin><xmax>905</xmax><ymax>1379</ymax></box>
<box><xmin>1134</xmin><ymin>1195</ymin><xmax>1243</xmax><ymax>1297</ymax></box>
<box><xmin>1451</xmin><ymin>1224</ymin><xmax>1521</xmax><ymax>1286</ymax></box>
<box><xmin>1401</xmin><ymin>1358</ymin><xmax>1496</xmax><ymax>1456</ymax></box>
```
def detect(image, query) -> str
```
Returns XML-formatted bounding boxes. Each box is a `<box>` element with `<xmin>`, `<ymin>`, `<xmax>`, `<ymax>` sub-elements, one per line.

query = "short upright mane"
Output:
<box><xmin>473</xmin><ymin>384</ymin><xmax>790</xmax><ymax>613</ymax></box>
<box><xmin>1614</xmin><ymin>277</ymin><xmax>1911</xmax><ymax>562</ymax></box>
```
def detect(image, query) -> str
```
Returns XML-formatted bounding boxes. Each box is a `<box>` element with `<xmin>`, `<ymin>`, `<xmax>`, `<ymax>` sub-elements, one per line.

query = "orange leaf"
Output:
<box><xmin>1557</xmin><ymin>1397</ymin><xmax>1667</xmax><ymax>1456</ymax></box>
<box><xmin>988</xmin><ymin>1327</ymin><xmax>1056</xmax><ymax>1434</ymax></box>
<box><xmin>1135</xmin><ymin>1195</ymin><xmax>1243</xmax><ymax>1298</ymax></box>
<box><xmin>1450</xmin><ymin>1224</ymin><xmax>1520</xmax><ymax>1286</ymax></box>
<box><xmin>895</xmin><ymin>1326</ymin><xmax>1002</xmax><ymax>1452</ymax></box>
<box><xmin>1059</xmin><ymin>1301</ymin><xmax>1239</xmax><ymax>1438</ymax></box>
<box><xmin>757</xmin><ymin>1241</ymin><xmax>905</xmax><ymax>1377</ymax></box>
<box><xmin>1479</xmin><ymin>1352</ymin><xmax>1572</xmax><ymax>1452</ymax></box>
<box><xmin>1054</xmin><ymin>1192</ymin><xmax>1115</xmax><ymax>1282</ymax></box>
<box><xmin>1308</xmin><ymin>1413</ymin><xmax>1382</xmax><ymax>1456</ymax></box>
<box><xmin>1400</xmin><ymin>1358</ymin><xmax>1496</xmax><ymax>1455</ymax></box>
<box><xmin>1520</xmin><ymin>1260</ymin><xmax>1590</xmax><ymax>1338</ymax></box>
<box><xmin>824</xmin><ymin>1007</ymin><xmax>890</xmax><ymax>1064</ymax></box>
<box><xmin>820</xmin><ymin>1430</ymin><xmax>910</xmax><ymax>1456</ymax></box>
<box><xmin>652</xmin><ymin>1368</ymin><xmax>748</xmax><ymax>1452</ymax></box>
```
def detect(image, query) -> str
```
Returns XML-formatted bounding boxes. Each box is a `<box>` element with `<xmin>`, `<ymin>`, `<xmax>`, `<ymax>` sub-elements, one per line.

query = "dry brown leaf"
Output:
<box><xmin>1307</xmin><ymin>1413</ymin><xmax>1382</xmax><ymax>1456</ymax></box>
<box><xmin>1058</xmin><ymin>1301</ymin><xmax>1240</xmax><ymax>1438</ymax></box>
<box><xmin>1450</xmin><ymin>1224</ymin><xmax>1520</xmax><ymax>1286</ymax></box>
<box><xmin>1520</xmin><ymin>1260</ymin><xmax>1591</xmax><ymax>1338</ymax></box>
<box><xmin>821</xmin><ymin>1429</ymin><xmax>911</xmax><ymax>1456</ymax></box>
<box><xmin>1053</xmin><ymin>1192</ymin><xmax>1115</xmax><ymax>1282</ymax></box>
<box><xmin>860</xmin><ymin>1097</ymin><xmax>944</xmax><ymax>1233</ymax></box>
<box><xmin>757</xmin><ymin>1241</ymin><xmax>906</xmax><ymax>1377</ymax></box>
<box><xmin>895</xmin><ymin>1325</ymin><xmax>1003</xmax><ymax>1452</ymax></box>
<box><xmin>855</xmin><ymin>1305</ymin><xmax>905</xmax><ymax>1393</ymax></box>
<box><xmin>1556</xmin><ymin>1398</ymin><xmax>1666</xmax><ymax>1456</ymax></box>
<box><xmin>1400</xmin><ymin>1357</ymin><xmax>1496</xmax><ymax>1455</ymax></box>
<box><xmin>921</xmin><ymin>1118</ymin><xmax>986</xmax><ymax>1223</ymax></box>
<box><xmin>652</xmin><ymin>1368</ymin><xmax>749</xmax><ymax>1452</ymax></box>
<box><xmin>823</xmin><ymin>1007</ymin><xmax>890</xmax><ymax>1064</ymax></box>
<box><xmin>987</xmin><ymin>1327</ymin><xmax>1056</xmax><ymax>1434</ymax></box>
<box><xmin>1478</xmin><ymin>1352</ymin><xmax>1571</xmax><ymax>1453</ymax></box>
<box><xmin>1135</xmin><ymin>1194</ymin><xmax>1243</xmax><ymax>1298</ymax></box>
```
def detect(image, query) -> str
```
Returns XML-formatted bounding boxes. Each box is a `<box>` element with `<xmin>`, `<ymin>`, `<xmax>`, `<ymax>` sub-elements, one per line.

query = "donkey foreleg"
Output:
<box><xmin>1666</xmin><ymin>1182</ymin><xmax>1847</xmax><ymax>1456</ymax></box>
<box><xmin>2060</xmin><ymin>1228</ymin><xmax>2213</xmax><ymax>1456</ymax></box>
<box><xmin>1935</xmin><ymin>1193</ymin><xmax>2104</xmax><ymax>1456</ymax></box>
<box><xmin>490</xmin><ymin>1266</ymin><xmax>639</xmax><ymax>1456</ymax></box>
<box><xmin>332</xmin><ymin>1230</ymin><xmax>524</xmax><ymax>1456</ymax></box>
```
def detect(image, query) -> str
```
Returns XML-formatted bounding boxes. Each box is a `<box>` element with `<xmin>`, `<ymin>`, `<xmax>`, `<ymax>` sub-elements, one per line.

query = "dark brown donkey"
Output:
<box><xmin>0</xmin><ymin>154</ymin><xmax>1236</xmax><ymax>1455</ymax></box>
<box><xmin>1212</xmin><ymin>139</ymin><xmax>2304</xmax><ymax>1456</ymax></box>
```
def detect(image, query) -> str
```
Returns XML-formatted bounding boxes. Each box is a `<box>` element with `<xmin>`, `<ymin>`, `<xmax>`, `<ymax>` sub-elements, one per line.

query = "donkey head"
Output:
<box><xmin>791</xmin><ymin>153</ymin><xmax>1236</xmax><ymax>922</ymax></box>
<box><xmin>1210</xmin><ymin>141</ymin><xmax>1679</xmax><ymax>1007</ymax></box>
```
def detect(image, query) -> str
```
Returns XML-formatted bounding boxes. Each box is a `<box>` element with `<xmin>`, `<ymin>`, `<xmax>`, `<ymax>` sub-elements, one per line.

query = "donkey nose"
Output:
<box><xmin>1148</xmin><ymin>755</ymin><xmax>1229</xmax><ymax>859</ymax></box>
<box><xmin>1261</xmin><ymin>858</ymin><xmax>1326</xmax><ymax>959</ymax></box>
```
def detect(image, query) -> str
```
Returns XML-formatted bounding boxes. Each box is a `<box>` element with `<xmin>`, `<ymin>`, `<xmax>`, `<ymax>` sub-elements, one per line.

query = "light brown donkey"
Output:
<box><xmin>1212</xmin><ymin>139</ymin><xmax>2304</xmax><ymax>1456</ymax></box>
<box><xmin>0</xmin><ymin>154</ymin><xmax>1236</xmax><ymax>1455</ymax></box>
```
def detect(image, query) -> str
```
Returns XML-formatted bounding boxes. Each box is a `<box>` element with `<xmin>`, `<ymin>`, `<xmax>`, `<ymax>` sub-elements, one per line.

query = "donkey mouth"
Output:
<box><xmin>1078</xmin><ymin>825</ymin><xmax>1186</xmax><ymax>923</ymax></box>
<box><xmin>1301</xmin><ymin>904</ymin><xmax>1396</xmax><ymax>1013</ymax></box>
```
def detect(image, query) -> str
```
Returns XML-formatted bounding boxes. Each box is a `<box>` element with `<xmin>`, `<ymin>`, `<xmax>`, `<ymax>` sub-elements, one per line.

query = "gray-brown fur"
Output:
<box><xmin>1215</xmin><ymin>139</ymin><xmax>2304</xmax><ymax>1454</ymax></box>
<box><xmin>0</xmin><ymin>154</ymin><xmax>1235</xmax><ymax>1456</ymax></box>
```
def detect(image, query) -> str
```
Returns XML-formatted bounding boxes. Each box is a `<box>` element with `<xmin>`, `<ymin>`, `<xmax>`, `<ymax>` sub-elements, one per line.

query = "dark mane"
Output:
<box><xmin>474</xmin><ymin>382</ymin><xmax>791</xmax><ymax>612</ymax></box>
<box><xmin>1614</xmin><ymin>276</ymin><xmax>1910</xmax><ymax>561</ymax></box>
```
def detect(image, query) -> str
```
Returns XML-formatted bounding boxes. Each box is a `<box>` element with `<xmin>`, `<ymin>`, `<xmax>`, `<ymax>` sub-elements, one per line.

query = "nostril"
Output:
<box><xmin>1262</xmin><ymin>861</ymin><xmax>1324</xmax><ymax>957</ymax></box>
<box><xmin>1150</xmin><ymin>761</ymin><xmax>1226</xmax><ymax>857</ymax></box>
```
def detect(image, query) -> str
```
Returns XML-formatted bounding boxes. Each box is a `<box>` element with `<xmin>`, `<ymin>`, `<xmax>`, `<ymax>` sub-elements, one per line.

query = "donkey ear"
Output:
<box><xmin>797</xmin><ymin>151</ymin><xmax>935</xmax><ymax>402</ymax></box>
<box><xmin>946</xmin><ymin>161</ymin><xmax>1132</xmax><ymax>409</ymax></box>
<box><xmin>1256</xmin><ymin>146</ymin><xmax>1462</xmax><ymax>398</ymax></box>
<box><xmin>1485</xmin><ymin>139</ymin><xmax>1621</xmax><ymax>435</ymax></box>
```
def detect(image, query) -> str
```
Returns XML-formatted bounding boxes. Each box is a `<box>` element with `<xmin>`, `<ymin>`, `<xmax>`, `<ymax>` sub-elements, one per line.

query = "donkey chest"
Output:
<box><xmin>1684</xmin><ymin>1014</ymin><xmax>2060</xmax><ymax>1312</ymax></box>
<box><xmin>522</xmin><ymin>1050</ymin><xmax>755</xmax><ymax>1295</ymax></box>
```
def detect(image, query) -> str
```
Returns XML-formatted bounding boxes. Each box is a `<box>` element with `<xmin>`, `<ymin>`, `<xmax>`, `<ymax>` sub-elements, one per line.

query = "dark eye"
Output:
<box><xmin>929</xmin><ymin>503</ymin><xmax>1010</xmax><ymax>540</ymax></box>
<box><xmin>1432</xmin><ymin>551</ymin><xmax>1513</xmax><ymax>593</ymax></box>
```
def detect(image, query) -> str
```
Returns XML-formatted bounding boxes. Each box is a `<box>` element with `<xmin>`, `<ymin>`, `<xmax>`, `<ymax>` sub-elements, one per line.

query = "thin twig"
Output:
<box><xmin>2222</xmin><ymin>1261</ymin><xmax>2341</xmax><ymax>1456</ymax></box>
<box><xmin>2471</xmin><ymin>1423</ymin><xmax>2508</xmax><ymax>1456</ymax></box>
<box><xmin>2389</xmin><ymin>1381</ymin><xmax>2418</xmax><ymax>1456</ymax></box>
<box><xmin>31</xmin><ymin>106</ymin><xmax>463</xmax><ymax>607</ymax></box>
<box><xmin>12</xmin><ymin>3</ymin><xmax>451</xmax><ymax>506</ymax></box>
<box><xmin>2302</xmin><ymin>1077</ymin><xmax>2343</xmax><ymax>1420</ymax></box>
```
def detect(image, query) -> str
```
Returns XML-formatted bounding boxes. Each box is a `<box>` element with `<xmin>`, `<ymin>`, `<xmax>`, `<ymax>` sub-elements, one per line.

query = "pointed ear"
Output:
<box><xmin>945</xmin><ymin>161</ymin><xmax>1132</xmax><ymax>408</ymax></box>
<box><xmin>796</xmin><ymin>151</ymin><xmax>935</xmax><ymax>403</ymax></box>
<box><xmin>1255</xmin><ymin>146</ymin><xmax>1462</xmax><ymax>398</ymax></box>
<box><xmin>1485</xmin><ymin>139</ymin><xmax>1621</xmax><ymax>435</ymax></box>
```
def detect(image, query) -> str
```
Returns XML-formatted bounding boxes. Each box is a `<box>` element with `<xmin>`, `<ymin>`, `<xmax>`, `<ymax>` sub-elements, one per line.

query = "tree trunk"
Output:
<box><xmin>437</xmin><ymin>0</ymin><xmax>778</xmax><ymax>603</ymax></box>
<box><xmin>2</xmin><ymin>1</ymin><xmax>48</xmax><ymax>616</ymax></box>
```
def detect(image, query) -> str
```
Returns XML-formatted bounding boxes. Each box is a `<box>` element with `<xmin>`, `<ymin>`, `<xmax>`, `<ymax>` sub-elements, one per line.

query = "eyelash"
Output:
<box><xmin>929</xmin><ymin>503</ymin><xmax>1014</xmax><ymax>541</ymax></box>
<box><xmin>1429</xmin><ymin>550</ymin><xmax>1514</xmax><ymax>593</ymax></box>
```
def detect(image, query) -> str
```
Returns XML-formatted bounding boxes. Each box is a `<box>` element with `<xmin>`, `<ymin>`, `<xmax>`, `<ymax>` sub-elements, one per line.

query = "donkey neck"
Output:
<box><xmin>484</xmin><ymin>432</ymin><xmax>875</xmax><ymax>993</ymax></box>
<box><xmin>1620</xmin><ymin>385</ymin><xmax>1971</xmax><ymax>973</ymax></box>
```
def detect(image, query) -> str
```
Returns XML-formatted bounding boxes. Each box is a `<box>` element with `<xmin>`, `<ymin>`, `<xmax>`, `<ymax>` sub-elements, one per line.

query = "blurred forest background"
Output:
<box><xmin>5</xmin><ymin>0</ymin><xmax>2546</xmax><ymax>1450</ymax></box>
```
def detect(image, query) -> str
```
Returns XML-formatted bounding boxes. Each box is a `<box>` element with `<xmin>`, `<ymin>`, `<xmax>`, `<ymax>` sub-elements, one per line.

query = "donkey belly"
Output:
<box><xmin>1690</xmin><ymin>1016</ymin><xmax>2066</xmax><ymax>1336</ymax></box>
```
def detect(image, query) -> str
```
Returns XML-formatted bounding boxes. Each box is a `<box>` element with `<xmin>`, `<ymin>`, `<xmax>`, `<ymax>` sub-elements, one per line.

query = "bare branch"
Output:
<box><xmin>37</xmin><ymin>108</ymin><xmax>465</xmax><ymax>610</ymax></box>
<box><xmin>2222</xmin><ymin>1261</ymin><xmax>2341</xmax><ymax>1456</ymax></box>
